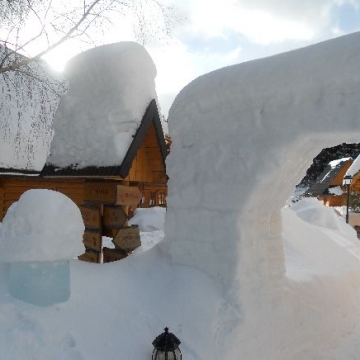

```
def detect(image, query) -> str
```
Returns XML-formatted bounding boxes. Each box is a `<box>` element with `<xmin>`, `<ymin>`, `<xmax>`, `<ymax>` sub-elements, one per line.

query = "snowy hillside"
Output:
<box><xmin>1</xmin><ymin>32</ymin><xmax>360</xmax><ymax>360</ymax></box>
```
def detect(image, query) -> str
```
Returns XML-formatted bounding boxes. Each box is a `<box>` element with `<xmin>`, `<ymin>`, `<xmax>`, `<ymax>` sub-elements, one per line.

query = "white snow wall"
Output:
<box><xmin>165</xmin><ymin>32</ymin><xmax>360</xmax><ymax>330</ymax></box>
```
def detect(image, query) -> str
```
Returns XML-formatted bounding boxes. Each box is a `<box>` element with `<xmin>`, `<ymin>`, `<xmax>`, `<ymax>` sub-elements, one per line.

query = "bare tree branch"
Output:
<box><xmin>0</xmin><ymin>0</ymin><xmax>104</xmax><ymax>73</ymax></box>
<box><xmin>0</xmin><ymin>0</ymin><xmax>175</xmax><ymax>166</ymax></box>
<box><xmin>0</xmin><ymin>29</ymin><xmax>46</xmax><ymax>68</ymax></box>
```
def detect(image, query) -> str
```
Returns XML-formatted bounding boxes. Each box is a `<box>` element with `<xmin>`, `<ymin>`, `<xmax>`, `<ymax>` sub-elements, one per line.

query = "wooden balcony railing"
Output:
<box><xmin>138</xmin><ymin>183</ymin><xmax>167</xmax><ymax>208</ymax></box>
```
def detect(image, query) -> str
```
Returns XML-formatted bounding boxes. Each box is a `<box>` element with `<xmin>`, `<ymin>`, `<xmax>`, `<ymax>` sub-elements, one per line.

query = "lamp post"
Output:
<box><xmin>343</xmin><ymin>175</ymin><xmax>352</xmax><ymax>224</ymax></box>
<box><xmin>152</xmin><ymin>327</ymin><xmax>182</xmax><ymax>360</ymax></box>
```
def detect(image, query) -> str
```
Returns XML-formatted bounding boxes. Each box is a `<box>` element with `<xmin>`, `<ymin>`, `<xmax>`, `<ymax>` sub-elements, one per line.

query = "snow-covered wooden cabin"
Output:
<box><xmin>0</xmin><ymin>98</ymin><xmax>168</xmax><ymax>221</ymax></box>
<box><xmin>343</xmin><ymin>154</ymin><xmax>360</xmax><ymax>193</ymax></box>
<box><xmin>306</xmin><ymin>157</ymin><xmax>353</xmax><ymax>206</ymax></box>
<box><xmin>0</xmin><ymin>42</ymin><xmax>169</xmax><ymax>224</ymax></box>
<box><xmin>40</xmin><ymin>97</ymin><xmax>168</xmax><ymax>208</ymax></box>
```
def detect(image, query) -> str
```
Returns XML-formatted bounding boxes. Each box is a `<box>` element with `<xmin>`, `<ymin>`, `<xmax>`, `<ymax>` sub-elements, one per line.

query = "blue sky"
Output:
<box><xmin>43</xmin><ymin>0</ymin><xmax>360</xmax><ymax>116</ymax></box>
<box><xmin>149</xmin><ymin>0</ymin><xmax>360</xmax><ymax>115</ymax></box>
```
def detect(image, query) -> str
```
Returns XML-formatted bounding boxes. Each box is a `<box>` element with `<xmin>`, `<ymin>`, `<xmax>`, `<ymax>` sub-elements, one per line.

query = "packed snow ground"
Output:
<box><xmin>1</xmin><ymin>32</ymin><xmax>360</xmax><ymax>360</ymax></box>
<box><xmin>0</xmin><ymin>195</ymin><xmax>359</xmax><ymax>359</ymax></box>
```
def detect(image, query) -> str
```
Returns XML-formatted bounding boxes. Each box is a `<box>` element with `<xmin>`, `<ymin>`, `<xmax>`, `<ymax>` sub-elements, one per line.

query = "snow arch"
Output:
<box><xmin>165</xmin><ymin>32</ymin><xmax>360</xmax><ymax>294</ymax></box>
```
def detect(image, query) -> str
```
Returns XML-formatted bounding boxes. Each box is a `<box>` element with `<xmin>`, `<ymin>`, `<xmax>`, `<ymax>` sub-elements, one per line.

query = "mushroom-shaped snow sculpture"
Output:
<box><xmin>0</xmin><ymin>189</ymin><xmax>84</xmax><ymax>306</ymax></box>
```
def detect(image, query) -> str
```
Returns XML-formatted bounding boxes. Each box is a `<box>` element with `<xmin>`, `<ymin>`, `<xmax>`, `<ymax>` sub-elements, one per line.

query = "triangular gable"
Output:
<box><xmin>40</xmin><ymin>99</ymin><xmax>168</xmax><ymax>178</ymax></box>
<box><xmin>345</xmin><ymin>153</ymin><xmax>360</xmax><ymax>179</ymax></box>
<box><xmin>306</xmin><ymin>158</ymin><xmax>352</xmax><ymax>196</ymax></box>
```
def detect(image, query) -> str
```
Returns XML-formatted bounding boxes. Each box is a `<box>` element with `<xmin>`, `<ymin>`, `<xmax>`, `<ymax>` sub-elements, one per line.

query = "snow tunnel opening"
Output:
<box><xmin>282</xmin><ymin>142</ymin><xmax>360</xmax><ymax>284</ymax></box>
<box><xmin>292</xmin><ymin>142</ymin><xmax>360</xmax><ymax>228</ymax></box>
<box><xmin>237</xmin><ymin>137</ymin><xmax>360</xmax><ymax>286</ymax></box>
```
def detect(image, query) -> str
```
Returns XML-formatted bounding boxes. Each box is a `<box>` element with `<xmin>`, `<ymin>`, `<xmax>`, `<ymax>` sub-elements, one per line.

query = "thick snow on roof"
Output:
<box><xmin>46</xmin><ymin>42</ymin><xmax>157</xmax><ymax>169</ymax></box>
<box><xmin>329</xmin><ymin>157</ymin><xmax>351</xmax><ymax>168</ymax></box>
<box><xmin>164</xmin><ymin>31</ymin><xmax>360</xmax><ymax>358</ymax></box>
<box><xmin>345</xmin><ymin>153</ymin><xmax>360</xmax><ymax>178</ymax></box>
<box><xmin>318</xmin><ymin>157</ymin><xmax>350</xmax><ymax>183</ymax></box>
<box><xmin>328</xmin><ymin>185</ymin><xmax>343</xmax><ymax>195</ymax></box>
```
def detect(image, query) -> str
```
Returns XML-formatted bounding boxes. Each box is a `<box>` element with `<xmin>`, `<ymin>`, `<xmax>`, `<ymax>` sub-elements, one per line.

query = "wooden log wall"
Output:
<box><xmin>0</xmin><ymin>187</ymin><xmax>3</xmax><ymax>220</ymax></box>
<box><xmin>0</xmin><ymin>178</ymin><xmax>168</xmax><ymax>221</ymax></box>
<box><xmin>350</xmin><ymin>180</ymin><xmax>360</xmax><ymax>193</ymax></box>
<box><xmin>0</xmin><ymin>177</ymin><xmax>84</xmax><ymax>221</ymax></box>
<box><xmin>0</xmin><ymin>176</ymin><xmax>167</xmax><ymax>264</ymax></box>
<box><xmin>331</xmin><ymin>160</ymin><xmax>353</xmax><ymax>186</ymax></box>
<box><xmin>126</xmin><ymin>122</ymin><xmax>167</xmax><ymax>184</ymax></box>
<box><xmin>321</xmin><ymin>194</ymin><xmax>345</xmax><ymax>207</ymax></box>
<box><xmin>80</xmin><ymin>181</ymin><xmax>142</xmax><ymax>263</ymax></box>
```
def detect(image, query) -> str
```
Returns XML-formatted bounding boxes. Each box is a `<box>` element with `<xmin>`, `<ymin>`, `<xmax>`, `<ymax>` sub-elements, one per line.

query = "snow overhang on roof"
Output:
<box><xmin>43</xmin><ymin>42</ymin><xmax>158</xmax><ymax>171</ymax></box>
<box><xmin>41</xmin><ymin>99</ymin><xmax>168</xmax><ymax>178</ymax></box>
<box><xmin>0</xmin><ymin>168</ymin><xmax>40</xmax><ymax>177</ymax></box>
<box><xmin>345</xmin><ymin>153</ymin><xmax>360</xmax><ymax>178</ymax></box>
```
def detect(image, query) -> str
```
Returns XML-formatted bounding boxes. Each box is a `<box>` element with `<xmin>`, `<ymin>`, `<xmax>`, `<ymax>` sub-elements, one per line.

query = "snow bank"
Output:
<box><xmin>46</xmin><ymin>42</ymin><xmax>157</xmax><ymax>168</ymax></box>
<box><xmin>129</xmin><ymin>206</ymin><xmax>166</xmax><ymax>231</ymax></box>
<box><xmin>281</xmin><ymin>198</ymin><xmax>360</xmax><ymax>359</ymax></box>
<box><xmin>284</xmin><ymin>198</ymin><xmax>359</xmax><ymax>278</ymax></box>
<box><xmin>103</xmin><ymin>207</ymin><xmax>166</xmax><ymax>252</ymax></box>
<box><xmin>129</xmin><ymin>207</ymin><xmax>166</xmax><ymax>252</ymax></box>
<box><xmin>0</xmin><ymin>189</ymin><xmax>84</xmax><ymax>262</ymax></box>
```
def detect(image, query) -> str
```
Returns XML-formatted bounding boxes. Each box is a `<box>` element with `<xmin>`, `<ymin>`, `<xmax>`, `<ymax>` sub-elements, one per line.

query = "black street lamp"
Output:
<box><xmin>343</xmin><ymin>175</ymin><xmax>352</xmax><ymax>224</ymax></box>
<box><xmin>152</xmin><ymin>327</ymin><xmax>182</xmax><ymax>360</ymax></box>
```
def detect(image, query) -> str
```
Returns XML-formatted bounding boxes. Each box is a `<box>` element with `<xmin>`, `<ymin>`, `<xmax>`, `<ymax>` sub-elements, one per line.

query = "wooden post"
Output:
<box><xmin>0</xmin><ymin>187</ymin><xmax>4</xmax><ymax>221</ymax></box>
<box><xmin>79</xmin><ymin>204</ymin><xmax>102</xmax><ymax>261</ymax></box>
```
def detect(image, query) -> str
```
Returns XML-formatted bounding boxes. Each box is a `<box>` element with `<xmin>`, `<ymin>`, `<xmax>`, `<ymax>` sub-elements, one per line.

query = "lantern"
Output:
<box><xmin>152</xmin><ymin>327</ymin><xmax>182</xmax><ymax>360</ymax></box>
<box><xmin>343</xmin><ymin>175</ymin><xmax>353</xmax><ymax>224</ymax></box>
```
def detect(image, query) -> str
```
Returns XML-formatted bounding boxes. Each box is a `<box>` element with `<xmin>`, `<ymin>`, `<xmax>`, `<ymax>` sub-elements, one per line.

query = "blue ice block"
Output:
<box><xmin>8</xmin><ymin>260</ymin><xmax>70</xmax><ymax>307</ymax></box>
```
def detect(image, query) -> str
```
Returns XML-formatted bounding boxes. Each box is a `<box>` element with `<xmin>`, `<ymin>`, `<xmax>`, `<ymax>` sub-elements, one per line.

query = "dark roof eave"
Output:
<box><xmin>306</xmin><ymin>159</ymin><xmax>351</xmax><ymax>195</ymax></box>
<box><xmin>0</xmin><ymin>167</ymin><xmax>40</xmax><ymax>176</ymax></box>
<box><xmin>40</xmin><ymin>164</ymin><xmax>126</xmax><ymax>178</ymax></box>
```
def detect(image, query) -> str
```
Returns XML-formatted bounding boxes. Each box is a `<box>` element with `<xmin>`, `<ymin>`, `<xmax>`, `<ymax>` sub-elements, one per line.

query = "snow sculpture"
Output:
<box><xmin>164</xmin><ymin>33</ymin><xmax>360</xmax><ymax>357</ymax></box>
<box><xmin>166</xmin><ymin>32</ymin><xmax>360</xmax><ymax>290</ymax></box>
<box><xmin>46</xmin><ymin>42</ymin><xmax>157</xmax><ymax>169</ymax></box>
<box><xmin>0</xmin><ymin>189</ymin><xmax>84</xmax><ymax>306</ymax></box>
<box><xmin>7</xmin><ymin>261</ymin><xmax>70</xmax><ymax>307</ymax></box>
